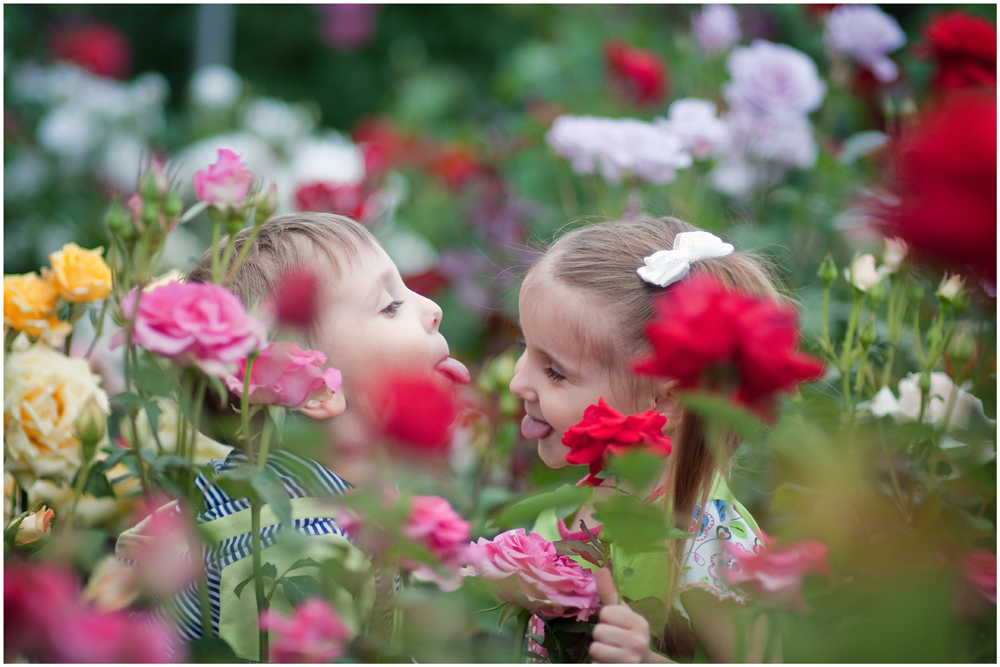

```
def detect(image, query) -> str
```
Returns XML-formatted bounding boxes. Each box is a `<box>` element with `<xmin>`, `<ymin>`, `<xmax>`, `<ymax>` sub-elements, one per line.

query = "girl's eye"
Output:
<box><xmin>381</xmin><ymin>300</ymin><xmax>404</xmax><ymax>316</ymax></box>
<box><xmin>543</xmin><ymin>367</ymin><xmax>566</xmax><ymax>382</ymax></box>
<box><xmin>515</xmin><ymin>335</ymin><xmax>526</xmax><ymax>348</ymax></box>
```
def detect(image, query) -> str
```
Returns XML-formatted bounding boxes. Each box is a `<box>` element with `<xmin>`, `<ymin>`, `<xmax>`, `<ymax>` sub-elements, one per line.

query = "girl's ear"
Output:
<box><xmin>298</xmin><ymin>391</ymin><xmax>347</xmax><ymax>420</ymax></box>
<box><xmin>653</xmin><ymin>380</ymin><xmax>681</xmax><ymax>421</ymax></box>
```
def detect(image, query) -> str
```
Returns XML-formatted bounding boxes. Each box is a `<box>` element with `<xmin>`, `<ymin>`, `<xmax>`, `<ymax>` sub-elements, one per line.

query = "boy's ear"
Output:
<box><xmin>298</xmin><ymin>391</ymin><xmax>347</xmax><ymax>420</ymax></box>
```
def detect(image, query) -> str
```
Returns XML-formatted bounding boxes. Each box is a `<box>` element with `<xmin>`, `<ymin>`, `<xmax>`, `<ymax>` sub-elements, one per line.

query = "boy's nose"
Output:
<box><xmin>509</xmin><ymin>352</ymin><xmax>534</xmax><ymax>402</ymax></box>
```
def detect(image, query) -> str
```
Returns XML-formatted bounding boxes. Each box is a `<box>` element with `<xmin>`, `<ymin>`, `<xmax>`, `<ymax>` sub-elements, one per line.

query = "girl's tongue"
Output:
<box><xmin>521</xmin><ymin>414</ymin><xmax>553</xmax><ymax>440</ymax></box>
<box><xmin>435</xmin><ymin>357</ymin><xmax>471</xmax><ymax>385</ymax></box>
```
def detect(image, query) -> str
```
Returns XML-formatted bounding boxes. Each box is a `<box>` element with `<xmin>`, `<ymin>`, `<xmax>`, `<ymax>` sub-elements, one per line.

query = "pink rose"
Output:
<box><xmin>194</xmin><ymin>148</ymin><xmax>254</xmax><ymax>210</ymax></box>
<box><xmin>114</xmin><ymin>281</ymin><xmax>269</xmax><ymax>377</ymax></box>
<box><xmin>469</xmin><ymin>529</ymin><xmax>600</xmax><ymax>621</ymax></box>
<box><xmin>225</xmin><ymin>341</ymin><xmax>342</xmax><ymax>409</ymax></box>
<box><xmin>723</xmin><ymin>537</ymin><xmax>830</xmax><ymax>611</ymax></box>
<box><xmin>54</xmin><ymin>609</ymin><xmax>177</xmax><ymax>663</ymax></box>
<box><xmin>954</xmin><ymin>549</ymin><xmax>997</xmax><ymax>619</ymax></box>
<box><xmin>402</xmin><ymin>495</ymin><xmax>477</xmax><ymax>591</ymax></box>
<box><xmin>259</xmin><ymin>599</ymin><xmax>351</xmax><ymax>663</ymax></box>
<box><xmin>4</xmin><ymin>562</ymin><xmax>81</xmax><ymax>661</ymax></box>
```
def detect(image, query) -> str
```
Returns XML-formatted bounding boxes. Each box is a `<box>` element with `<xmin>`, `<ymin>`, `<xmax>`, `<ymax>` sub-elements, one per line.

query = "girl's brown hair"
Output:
<box><xmin>525</xmin><ymin>216</ymin><xmax>782</xmax><ymax>650</ymax></box>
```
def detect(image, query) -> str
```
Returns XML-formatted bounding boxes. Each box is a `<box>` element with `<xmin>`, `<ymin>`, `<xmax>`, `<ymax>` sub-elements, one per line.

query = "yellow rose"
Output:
<box><xmin>14</xmin><ymin>505</ymin><xmax>55</xmax><ymax>545</ymax></box>
<box><xmin>82</xmin><ymin>555</ymin><xmax>141</xmax><ymax>612</ymax></box>
<box><xmin>119</xmin><ymin>397</ymin><xmax>233</xmax><ymax>466</ymax></box>
<box><xmin>4</xmin><ymin>343</ymin><xmax>110</xmax><ymax>487</ymax></box>
<box><xmin>3</xmin><ymin>273</ymin><xmax>72</xmax><ymax>345</ymax></box>
<box><xmin>44</xmin><ymin>242</ymin><xmax>112</xmax><ymax>303</ymax></box>
<box><xmin>27</xmin><ymin>478</ymin><xmax>134</xmax><ymax>529</ymax></box>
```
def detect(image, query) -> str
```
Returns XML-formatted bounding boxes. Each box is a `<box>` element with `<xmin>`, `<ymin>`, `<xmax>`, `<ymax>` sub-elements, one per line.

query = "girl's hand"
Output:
<box><xmin>589</xmin><ymin>568</ymin><xmax>671</xmax><ymax>663</ymax></box>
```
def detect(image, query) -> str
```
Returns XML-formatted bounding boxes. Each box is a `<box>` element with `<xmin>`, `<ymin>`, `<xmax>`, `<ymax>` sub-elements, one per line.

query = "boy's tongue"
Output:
<box><xmin>521</xmin><ymin>414</ymin><xmax>553</xmax><ymax>440</ymax></box>
<box><xmin>435</xmin><ymin>357</ymin><xmax>471</xmax><ymax>385</ymax></box>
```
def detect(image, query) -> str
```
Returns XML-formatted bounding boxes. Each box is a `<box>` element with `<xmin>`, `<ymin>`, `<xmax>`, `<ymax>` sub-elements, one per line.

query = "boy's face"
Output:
<box><xmin>509</xmin><ymin>276</ymin><xmax>640</xmax><ymax>470</ymax></box>
<box><xmin>314</xmin><ymin>245</ymin><xmax>468</xmax><ymax>419</ymax></box>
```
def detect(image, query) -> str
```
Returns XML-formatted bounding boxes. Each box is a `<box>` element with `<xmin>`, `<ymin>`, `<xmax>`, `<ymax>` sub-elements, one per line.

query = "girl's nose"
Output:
<box><xmin>421</xmin><ymin>294</ymin><xmax>443</xmax><ymax>333</ymax></box>
<box><xmin>509</xmin><ymin>352</ymin><xmax>534</xmax><ymax>402</ymax></box>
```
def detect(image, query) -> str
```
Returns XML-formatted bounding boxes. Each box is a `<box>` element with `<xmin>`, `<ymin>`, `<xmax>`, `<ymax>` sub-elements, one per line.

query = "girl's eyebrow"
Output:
<box><xmin>368</xmin><ymin>268</ymin><xmax>395</xmax><ymax>303</ymax></box>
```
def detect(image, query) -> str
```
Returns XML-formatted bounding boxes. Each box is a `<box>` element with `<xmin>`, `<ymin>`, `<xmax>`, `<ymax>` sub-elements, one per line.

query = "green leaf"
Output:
<box><xmin>606</xmin><ymin>450</ymin><xmax>665</xmax><ymax>491</ymax></box>
<box><xmin>212</xmin><ymin>467</ymin><xmax>291</xmax><ymax>525</ymax></box>
<box><xmin>278</xmin><ymin>575</ymin><xmax>323</xmax><ymax>607</ymax></box>
<box><xmin>594</xmin><ymin>495</ymin><xmax>691</xmax><ymax>553</ymax></box>
<box><xmin>95</xmin><ymin>448</ymin><xmax>132</xmax><ymax>472</ymax></box>
<box><xmin>83</xmin><ymin>467</ymin><xmax>115</xmax><ymax>498</ymax></box>
<box><xmin>554</xmin><ymin>539</ymin><xmax>605</xmax><ymax>566</ymax></box>
<box><xmin>285</xmin><ymin>558</ymin><xmax>321</xmax><ymax>573</ymax></box>
<box><xmin>677</xmin><ymin>391</ymin><xmax>763</xmax><ymax>441</ymax></box>
<box><xmin>496</xmin><ymin>602</ymin><xmax>520</xmax><ymax>632</ymax></box>
<box><xmin>495</xmin><ymin>484</ymin><xmax>592</xmax><ymax>529</ymax></box>
<box><xmin>233</xmin><ymin>562</ymin><xmax>278</xmax><ymax>600</ymax></box>
<box><xmin>187</xmin><ymin>637</ymin><xmax>240</xmax><ymax>663</ymax></box>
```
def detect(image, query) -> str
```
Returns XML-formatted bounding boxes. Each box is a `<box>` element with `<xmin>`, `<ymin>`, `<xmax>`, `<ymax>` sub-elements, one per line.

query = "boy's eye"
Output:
<box><xmin>543</xmin><ymin>366</ymin><xmax>566</xmax><ymax>382</ymax></box>
<box><xmin>381</xmin><ymin>300</ymin><xmax>404</xmax><ymax>316</ymax></box>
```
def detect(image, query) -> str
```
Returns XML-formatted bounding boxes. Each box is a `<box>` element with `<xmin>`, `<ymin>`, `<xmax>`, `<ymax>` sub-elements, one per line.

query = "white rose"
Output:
<box><xmin>846</xmin><ymin>253</ymin><xmax>886</xmax><ymax>292</ymax></box>
<box><xmin>189</xmin><ymin>64</ymin><xmax>243</xmax><ymax>109</ymax></box>
<box><xmin>863</xmin><ymin>372</ymin><xmax>995</xmax><ymax>432</ymax></box>
<box><xmin>937</xmin><ymin>274</ymin><xmax>964</xmax><ymax>301</ymax></box>
<box><xmin>4</xmin><ymin>343</ymin><xmax>109</xmax><ymax>487</ymax></box>
<box><xmin>882</xmin><ymin>237</ymin><xmax>908</xmax><ymax>272</ymax></box>
<box><xmin>118</xmin><ymin>397</ymin><xmax>232</xmax><ymax>466</ymax></box>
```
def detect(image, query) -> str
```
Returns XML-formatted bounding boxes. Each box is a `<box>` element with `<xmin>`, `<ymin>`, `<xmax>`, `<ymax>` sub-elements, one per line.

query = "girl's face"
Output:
<box><xmin>509</xmin><ymin>277</ymin><xmax>647</xmax><ymax>469</ymax></box>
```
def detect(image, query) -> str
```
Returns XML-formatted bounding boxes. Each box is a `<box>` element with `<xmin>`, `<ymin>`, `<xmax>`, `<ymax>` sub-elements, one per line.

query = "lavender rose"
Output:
<box><xmin>825</xmin><ymin>4</ymin><xmax>905</xmax><ymax>83</ymax></box>
<box><xmin>724</xmin><ymin>39</ymin><xmax>827</xmax><ymax>118</ymax></box>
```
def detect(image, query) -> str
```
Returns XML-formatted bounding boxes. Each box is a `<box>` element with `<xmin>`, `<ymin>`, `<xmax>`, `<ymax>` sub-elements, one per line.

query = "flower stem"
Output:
<box><xmin>252</xmin><ymin>501</ymin><xmax>269</xmax><ymax>663</ymax></box>
<box><xmin>210</xmin><ymin>220</ymin><xmax>223</xmax><ymax>283</ymax></box>
<box><xmin>223</xmin><ymin>223</ymin><xmax>266</xmax><ymax>288</ymax></box>
<box><xmin>513</xmin><ymin>609</ymin><xmax>530</xmax><ymax>663</ymax></box>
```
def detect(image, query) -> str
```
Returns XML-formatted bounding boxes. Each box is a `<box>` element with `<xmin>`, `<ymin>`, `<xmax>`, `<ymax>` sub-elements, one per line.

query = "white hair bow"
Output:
<box><xmin>637</xmin><ymin>231</ymin><xmax>734</xmax><ymax>288</ymax></box>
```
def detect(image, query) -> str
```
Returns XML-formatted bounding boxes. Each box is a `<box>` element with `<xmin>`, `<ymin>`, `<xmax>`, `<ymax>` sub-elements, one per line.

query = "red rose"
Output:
<box><xmin>429</xmin><ymin>144</ymin><xmax>487</xmax><ymax>192</ymax></box>
<box><xmin>562</xmin><ymin>397</ymin><xmax>672</xmax><ymax>487</ymax></box>
<box><xmin>375</xmin><ymin>372</ymin><xmax>458</xmax><ymax>453</ymax></box>
<box><xmin>295</xmin><ymin>181</ymin><xmax>373</xmax><ymax>222</ymax></box>
<box><xmin>352</xmin><ymin>117</ymin><xmax>426</xmax><ymax>173</ymax></box>
<box><xmin>604</xmin><ymin>40</ymin><xmax>669</xmax><ymax>107</ymax></box>
<box><xmin>272</xmin><ymin>267</ymin><xmax>320</xmax><ymax>329</ymax></box>
<box><xmin>922</xmin><ymin>11</ymin><xmax>997</xmax><ymax>93</ymax></box>
<box><xmin>50</xmin><ymin>22</ymin><xmax>132</xmax><ymax>79</ymax></box>
<box><xmin>883</xmin><ymin>93</ymin><xmax>996</xmax><ymax>280</ymax></box>
<box><xmin>635</xmin><ymin>275</ymin><xmax>824</xmax><ymax>420</ymax></box>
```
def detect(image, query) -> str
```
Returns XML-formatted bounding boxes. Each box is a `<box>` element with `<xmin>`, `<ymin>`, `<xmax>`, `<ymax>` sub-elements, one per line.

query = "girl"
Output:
<box><xmin>509</xmin><ymin>216</ymin><xmax>780</xmax><ymax>663</ymax></box>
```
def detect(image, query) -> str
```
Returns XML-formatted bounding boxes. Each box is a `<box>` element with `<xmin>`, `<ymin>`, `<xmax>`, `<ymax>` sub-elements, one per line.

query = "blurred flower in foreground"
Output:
<box><xmin>468</xmin><ymin>529</ymin><xmax>600</xmax><ymax>621</ymax></box>
<box><xmin>225</xmin><ymin>341</ymin><xmax>342</xmax><ymax>410</ymax></box>
<box><xmin>49</xmin><ymin>21</ymin><xmax>132</xmax><ymax>79</ymax></box>
<box><xmin>4</xmin><ymin>343</ymin><xmax>110</xmax><ymax>487</ymax></box>
<box><xmin>691</xmin><ymin>4</ymin><xmax>741</xmax><ymax>56</ymax></box>
<box><xmin>270</xmin><ymin>266</ymin><xmax>320</xmax><ymax>328</ymax></box>
<box><xmin>401</xmin><ymin>495</ymin><xmax>478</xmax><ymax>591</ymax></box>
<box><xmin>824</xmin><ymin>4</ymin><xmax>906</xmax><ymax>83</ymax></box>
<box><xmin>724</xmin><ymin>39</ymin><xmax>826</xmax><ymax>119</ymax></box>
<box><xmin>3</xmin><ymin>273</ymin><xmax>72</xmax><ymax>345</ymax></box>
<box><xmin>374</xmin><ymin>372</ymin><xmax>459</xmax><ymax>453</ymax></box>
<box><xmin>634</xmin><ymin>275</ymin><xmax>824</xmax><ymax>421</ymax></box>
<box><xmin>114</xmin><ymin>281</ymin><xmax>269</xmax><ymax>377</ymax></box>
<box><xmin>115</xmin><ymin>498</ymin><xmax>202</xmax><ymax>597</ymax></box>
<box><xmin>4</xmin><ymin>561</ymin><xmax>179</xmax><ymax>663</ymax></box>
<box><xmin>259</xmin><ymin>599</ymin><xmax>351</xmax><ymax>663</ymax></box>
<box><xmin>724</xmin><ymin>537</ymin><xmax>831</xmax><ymax>611</ymax></box>
<box><xmin>884</xmin><ymin>93</ymin><xmax>996</xmax><ymax>280</ymax></box>
<box><xmin>546</xmin><ymin>115</ymin><xmax>692</xmax><ymax>185</ymax></box>
<box><xmin>921</xmin><ymin>11</ymin><xmax>997</xmax><ymax>93</ymax></box>
<box><xmin>604</xmin><ymin>40</ymin><xmax>668</xmax><ymax>106</ymax></box>
<box><xmin>81</xmin><ymin>554</ymin><xmax>141</xmax><ymax>613</ymax></box>
<box><xmin>317</xmin><ymin>3</ymin><xmax>381</xmax><ymax>52</ymax></box>
<box><xmin>861</xmin><ymin>372</ymin><xmax>995</xmax><ymax>433</ymax></box>
<box><xmin>562</xmin><ymin>398</ymin><xmax>672</xmax><ymax>487</ymax></box>
<box><xmin>45</xmin><ymin>242</ymin><xmax>113</xmax><ymax>303</ymax></box>
<box><xmin>954</xmin><ymin>549</ymin><xmax>997</xmax><ymax>620</ymax></box>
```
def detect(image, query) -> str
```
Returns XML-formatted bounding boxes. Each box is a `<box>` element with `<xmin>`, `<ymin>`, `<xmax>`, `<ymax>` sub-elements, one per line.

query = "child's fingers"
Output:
<box><xmin>595</xmin><ymin>567</ymin><xmax>620</xmax><ymax>606</ymax></box>
<box><xmin>599</xmin><ymin>604</ymin><xmax>650</xmax><ymax>633</ymax></box>
<box><xmin>592</xmin><ymin>622</ymin><xmax>635</xmax><ymax>647</ymax></box>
